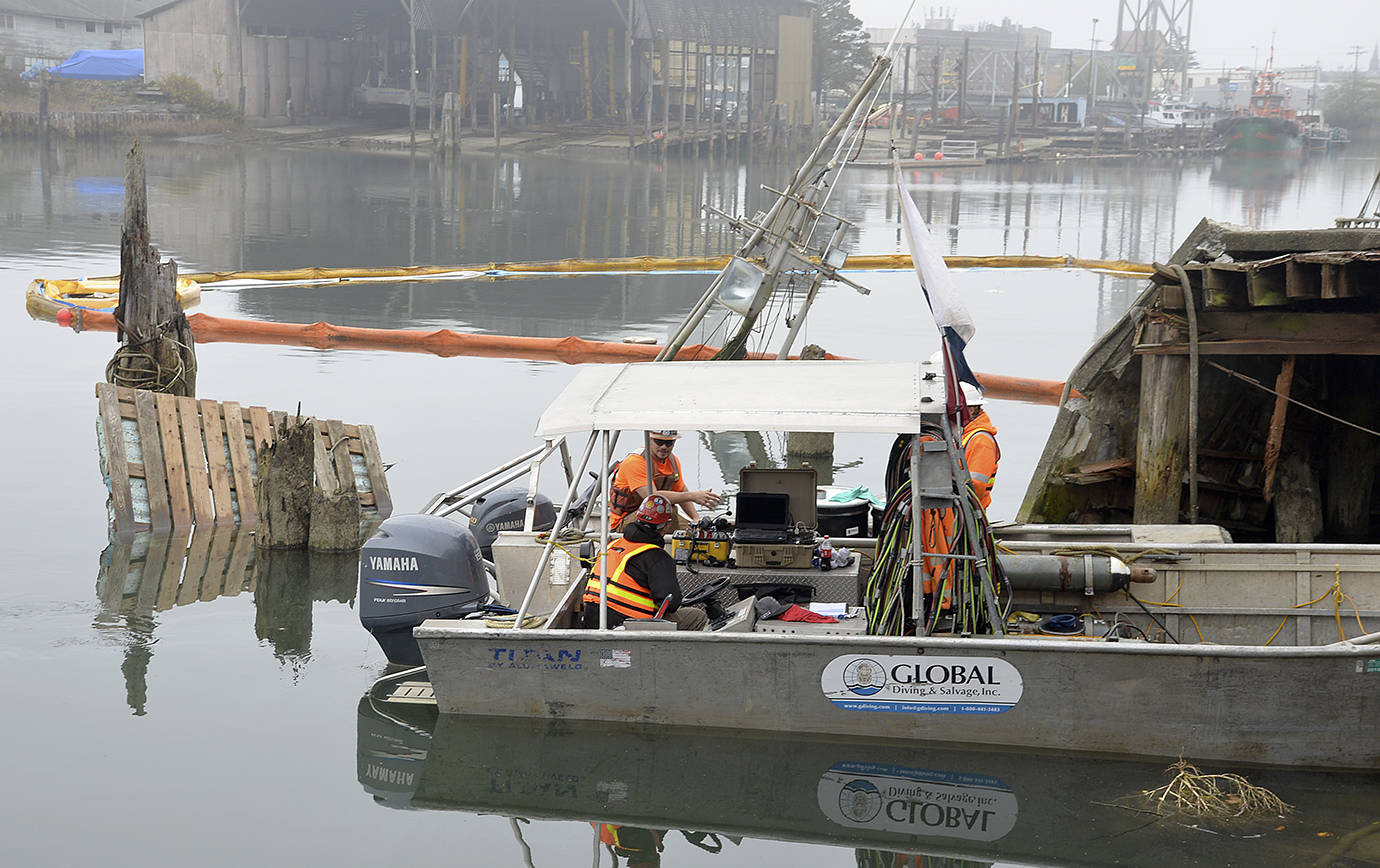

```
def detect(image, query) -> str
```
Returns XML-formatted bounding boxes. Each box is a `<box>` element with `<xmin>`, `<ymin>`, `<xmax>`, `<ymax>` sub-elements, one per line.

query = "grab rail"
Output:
<box><xmin>1332</xmin><ymin>630</ymin><xmax>1380</xmax><ymax>646</ymax></box>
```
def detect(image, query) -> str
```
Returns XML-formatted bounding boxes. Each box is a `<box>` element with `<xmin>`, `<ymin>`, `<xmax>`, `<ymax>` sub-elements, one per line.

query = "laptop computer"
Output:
<box><xmin>733</xmin><ymin>492</ymin><xmax>791</xmax><ymax>544</ymax></box>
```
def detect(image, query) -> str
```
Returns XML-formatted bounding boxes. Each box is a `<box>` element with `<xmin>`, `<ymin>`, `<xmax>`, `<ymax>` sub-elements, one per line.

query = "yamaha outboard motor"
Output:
<box><xmin>356</xmin><ymin>695</ymin><xmax>435</xmax><ymax>810</ymax></box>
<box><xmin>468</xmin><ymin>488</ymin><xmax>556</xmax><ymax>560</ymax></box>
<box><xmin>360</xmin><ymin>514</ymin><xmax>489</xmax><ymax>666</ymax></box>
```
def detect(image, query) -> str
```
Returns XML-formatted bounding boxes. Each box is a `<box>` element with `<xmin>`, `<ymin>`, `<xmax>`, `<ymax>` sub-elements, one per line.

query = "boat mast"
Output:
<box><xmin>657</xmin><ymin>54</ymin><xmax>894</xmax><ymax>362</ymax></box>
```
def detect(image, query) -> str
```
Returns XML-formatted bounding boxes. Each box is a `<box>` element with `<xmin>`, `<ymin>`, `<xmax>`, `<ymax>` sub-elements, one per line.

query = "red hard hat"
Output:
<box><xmin>635</xmin><ymin>494</ymin><xmax>675</xmax><ymax>526</ymax></box>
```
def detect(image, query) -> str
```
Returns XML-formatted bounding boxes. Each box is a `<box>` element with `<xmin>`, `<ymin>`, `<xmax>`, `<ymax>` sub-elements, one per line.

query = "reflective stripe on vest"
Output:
<box><xmin>583</xmin><ymin>540</ymin><xmax>660</xmax><ymax>619</ymax></box>
<box><xmin>960</xmin><ymin>428</ymin><xmax>999</xmax><ymax>485</ymax></box>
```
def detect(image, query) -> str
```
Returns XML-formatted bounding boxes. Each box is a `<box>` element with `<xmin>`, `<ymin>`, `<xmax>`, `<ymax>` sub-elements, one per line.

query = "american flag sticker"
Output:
<box><xmin>600</xmin><ymin>649</ymin><xmax>632</xmax><ymax>669</ymax></box>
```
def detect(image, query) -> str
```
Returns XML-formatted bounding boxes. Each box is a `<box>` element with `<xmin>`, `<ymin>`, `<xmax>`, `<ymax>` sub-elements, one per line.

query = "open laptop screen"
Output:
<box><xmin>735</xmin><ymin>492</ymin><xmax>790</xmax><ymax>529</ymax></box>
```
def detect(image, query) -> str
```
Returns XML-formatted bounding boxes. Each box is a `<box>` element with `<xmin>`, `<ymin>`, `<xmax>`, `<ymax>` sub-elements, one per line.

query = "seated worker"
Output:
<box><xmin>582</xmin><ymin>494</ymin><xmax>708</xmax><ymax>631</ymax></box>
<box><xmin>607</xmin><ymin>430</ymin><xmax>721</xmax><ymax>531</ymax></box>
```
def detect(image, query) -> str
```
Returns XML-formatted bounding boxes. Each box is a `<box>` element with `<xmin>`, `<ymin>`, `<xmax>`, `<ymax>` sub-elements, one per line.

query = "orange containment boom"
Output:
<box><xmin>51</xmin><ymin>309</ymin><xmax>1080</xmax><ymax>406</ymax></box>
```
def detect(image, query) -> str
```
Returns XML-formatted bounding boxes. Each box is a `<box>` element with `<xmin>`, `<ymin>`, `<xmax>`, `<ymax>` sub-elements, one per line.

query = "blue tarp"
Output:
<box><xmin>46</xmin><ymin>49</ymin><xmax>144</xmax><ymax>81</ymax></box>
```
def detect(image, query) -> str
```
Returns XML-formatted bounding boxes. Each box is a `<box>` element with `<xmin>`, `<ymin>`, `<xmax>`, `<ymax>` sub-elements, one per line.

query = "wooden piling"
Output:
<box><xmin>1274</xmin><ymin>447</ymin><xmax>1323</xmax><ymax>543</ymax></box>
<box><xmin>254</xmin><ymin>414</ymin><xmax>315</xmax><ymax>549</ymax></box>
<box><xmin>492</xmin><ymin>92</ymin><xmax>500</xmax><ymax>153</ymax></box>
<box><xmin>250</xmin><ymin>411</ymin><xmax>372</xmax><ymax>551</ymax></box>
<box><xmin>38</xmin><ymin>68</ymin><xmax>49</xmax><ymax>145</ymax></box>
<box><xmin>1134</xmin><ymin>350</ymin><xmax>1190</xmax><ymax>523</ymax></box>
<box><xmin>108</xmin><ymin>142</ymin><xmax>196</xmax><ymax>396</ymax></box>
<box><xmin>787</xmin><ymin>344</ymin><xmax>834</xmax><ymax>478</ymax></box>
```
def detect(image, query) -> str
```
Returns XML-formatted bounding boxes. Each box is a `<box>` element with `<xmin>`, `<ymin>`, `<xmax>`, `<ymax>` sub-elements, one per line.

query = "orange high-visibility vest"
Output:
<box><xmin>590</xmin><ymin>823</ymin><xmax>663</xmax><ymax>854</ymax></box>
<box><xmin>583</xmin><ymin>539</ymin><xmax>660</xmax><ymax>619</ymax></box>
<box><xmin>960</xmin><ymin>413</ymin><xmax>1001</xmax><ymax>509</ymax></box>
<box><xmin>608</xmin><ymin>452</ymin><xmax>684</xmax><ymax>529</ymax></box>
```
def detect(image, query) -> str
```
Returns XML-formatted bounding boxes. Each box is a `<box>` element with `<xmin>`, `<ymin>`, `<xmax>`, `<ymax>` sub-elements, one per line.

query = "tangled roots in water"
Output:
<box><xmin>1140</xmin><ymin>759</ymin><xmax>1293</xmax><ymax>820</ymax></box>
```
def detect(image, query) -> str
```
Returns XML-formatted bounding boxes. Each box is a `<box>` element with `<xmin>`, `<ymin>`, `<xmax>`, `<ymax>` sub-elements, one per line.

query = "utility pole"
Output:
<box><xmin>903</xmin><ymin>44</ymin><xmax>912</xmax><ymax>137</ymax></box>
<box><xmin>1006</xmin><ymin>52</ymin><xmax>1019</xmax><ymax>155</ymax></box>
<box><xmin>929</xmin><ymin>51</ymin><xmax>940</xmax><ymax>130</ymax></box>
<box><xmin>1350</xmin><ymin>45</ymin><xmax>1366</xmax><ymax>82</ymax></box>
<box><xmin>235</xmin><ymin>0</ymin><xmax>246</xmax><ymax>115</ymax></box>
<box><xmin>958</xmin><ymin>36</ymin><xmax>969</xmax><ymax>125</ymax></box>
<box><xmin>404</xmin><ymin>0</ymin><xmax>417</xmax><ymax>148</ymax></box>
<box><xmin>1088</xmin><ymin>18</ymin><xmax>1099</xmax><ymax>121</ymax></box>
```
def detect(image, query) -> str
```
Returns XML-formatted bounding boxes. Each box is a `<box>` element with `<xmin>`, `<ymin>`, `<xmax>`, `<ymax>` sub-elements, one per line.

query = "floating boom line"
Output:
<box><xmin>61</xmin><ymin>255</ymin><xmax>1154</xmax><ymax>292</ymax></box>
<box><xmin>41</xmin><ymin>307</ymin><xmax>1075</xmax><ymax>406</ymax></box>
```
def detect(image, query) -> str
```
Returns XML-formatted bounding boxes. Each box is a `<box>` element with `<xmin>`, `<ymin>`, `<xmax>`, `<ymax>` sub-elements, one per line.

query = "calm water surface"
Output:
<box><xmin>2</xmin><ymin>135</ymin><xmax>1378</xmax><ymax>867</ymax></box>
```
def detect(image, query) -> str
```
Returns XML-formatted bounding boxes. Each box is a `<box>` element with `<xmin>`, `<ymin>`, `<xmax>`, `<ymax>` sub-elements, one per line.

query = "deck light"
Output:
<box><xmin>715</xmin><ymin>256</ymin><xmax>766</xmax><ymax>314</ymax></box>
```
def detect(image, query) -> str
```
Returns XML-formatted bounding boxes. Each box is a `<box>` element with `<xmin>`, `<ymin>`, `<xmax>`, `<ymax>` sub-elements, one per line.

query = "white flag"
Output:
<box><xmin>896</xmin><ymin>168</ymin><xmax>975</xmax><ymax>343</ymax></box>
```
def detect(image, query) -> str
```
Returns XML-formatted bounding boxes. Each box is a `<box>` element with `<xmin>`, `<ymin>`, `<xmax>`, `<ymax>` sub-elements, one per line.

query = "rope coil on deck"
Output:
<box><xmin>483</xmin><ymin>612</ymin><xmax>551</xmax><ymax>629</ymax></box>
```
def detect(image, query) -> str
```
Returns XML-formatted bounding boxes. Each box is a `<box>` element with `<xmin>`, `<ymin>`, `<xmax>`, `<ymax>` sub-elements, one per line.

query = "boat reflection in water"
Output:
<box><xmin>1210</xmin><ymin>155</ymin><xmax>1305</xmax><ymax>227</ymax></box>
<box><xmin>1211</xmin><ymin>154</ymin><xmax>1302</xmax><ymax>189</ymax></box>
<box><xmin>355</xmin><ymin>700</ymin><xmax>1380</xmax><ymax>866</ymax></box>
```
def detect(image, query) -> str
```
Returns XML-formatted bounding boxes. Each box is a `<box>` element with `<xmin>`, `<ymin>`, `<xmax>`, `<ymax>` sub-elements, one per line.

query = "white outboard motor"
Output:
<box><xmin>359</xmin><ymin>514</ymin><xmax>489</xmax><ymax>666</ymax></box>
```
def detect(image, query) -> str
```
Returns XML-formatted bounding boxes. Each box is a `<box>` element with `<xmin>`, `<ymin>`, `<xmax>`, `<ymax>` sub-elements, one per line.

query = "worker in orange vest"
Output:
<box><xmin>591</xmin><ymin>823</ymin><xmax>664</xmax><ymax>865</ymax></box>
<box><xmin>607</xmin><ymin>430</ymin><xmax>721</xmax><ymax>531</ymax></box>
<box><xmin>583</xmin><ymin>494</ymin><xmax>708</xmax><ymax>631</ymax></box>
<box><xmin>959</xmin><ymin>385</ymin><xmax>1000</xmax><ymax>509</ymax></box>
<box><xmin>921</xmin><ymin>383</ymin><xmax>1000</xmax><ymax>614</ymax></box>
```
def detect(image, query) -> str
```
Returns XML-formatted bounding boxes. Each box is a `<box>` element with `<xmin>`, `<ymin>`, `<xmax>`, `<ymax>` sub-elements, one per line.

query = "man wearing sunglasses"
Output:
<box><xmin>607</xmin><ymin>430</ymin><xmax>721</xmax><ymax>531</ymax></box>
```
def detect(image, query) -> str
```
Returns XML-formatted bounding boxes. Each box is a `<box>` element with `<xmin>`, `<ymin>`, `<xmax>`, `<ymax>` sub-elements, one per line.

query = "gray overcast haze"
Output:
<box><xmin>850</xmin><ymin>0</ymin><xmax>1380</xmax><ymax>70</ymax></box>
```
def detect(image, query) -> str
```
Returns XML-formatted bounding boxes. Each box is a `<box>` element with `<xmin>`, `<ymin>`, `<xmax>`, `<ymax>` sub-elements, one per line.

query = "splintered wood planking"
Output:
<box><xmin>96</xmin><ymin>383</ymin><xmax>393</xmax><ymax>534</ymax></box>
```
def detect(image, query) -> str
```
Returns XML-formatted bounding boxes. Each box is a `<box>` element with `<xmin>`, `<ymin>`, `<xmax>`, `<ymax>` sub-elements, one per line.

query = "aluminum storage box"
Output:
<box><xmin>738</xmin><ymin>465</ymin><xmax>818</xmax><ymax>529</ymax></box>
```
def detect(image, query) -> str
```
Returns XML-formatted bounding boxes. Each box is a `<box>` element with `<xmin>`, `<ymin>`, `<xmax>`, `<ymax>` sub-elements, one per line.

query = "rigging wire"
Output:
<box><xmin>1206</xmin><ymin>360</ymin><xmax>1380</xmax><ymax>439</ymax></box>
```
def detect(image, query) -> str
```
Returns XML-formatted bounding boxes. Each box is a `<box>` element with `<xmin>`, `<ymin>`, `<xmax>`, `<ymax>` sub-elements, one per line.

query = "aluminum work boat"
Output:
<box><xmin>371</xmin><ymin>359</ymin><xmax>1380</xmax><ymax>772</ymax></box>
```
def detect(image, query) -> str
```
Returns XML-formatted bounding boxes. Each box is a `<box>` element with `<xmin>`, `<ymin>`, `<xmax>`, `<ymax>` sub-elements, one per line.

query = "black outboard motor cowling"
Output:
<box><xmin>468</xmin><ymin>488</ymin><xmax>556</xmax><ymax>560</ymax></box>
<box><xmin>360</xmin><ymin>514</ymin><xmax>488</xmax><ymax>666</ymax></box>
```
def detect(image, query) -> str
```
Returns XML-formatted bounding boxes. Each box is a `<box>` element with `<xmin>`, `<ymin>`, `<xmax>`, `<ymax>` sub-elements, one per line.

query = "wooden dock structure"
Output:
<box><xmin>96</xmin><ymin>383</ymin><xmax>392</xmax><ymax>535</ymax></box>
<box><xmin>1019</xmin><ymin>222</ymin><xmax>1380</xmax><ymax>542</ymax></box>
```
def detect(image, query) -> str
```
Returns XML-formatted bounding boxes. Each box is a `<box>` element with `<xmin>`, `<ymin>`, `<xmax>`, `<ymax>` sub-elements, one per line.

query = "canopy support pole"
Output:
<box><xmin>598</xmin><ymin>431</ymin><xmax>613</xmax><ymax>629</ymax></box>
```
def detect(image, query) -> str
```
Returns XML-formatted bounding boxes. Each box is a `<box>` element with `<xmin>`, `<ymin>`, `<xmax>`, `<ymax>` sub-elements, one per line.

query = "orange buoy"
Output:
<box><xmin>933</xmin><ymin>151</ymin><xmax>944</xmax><ymax>160</ymax></box>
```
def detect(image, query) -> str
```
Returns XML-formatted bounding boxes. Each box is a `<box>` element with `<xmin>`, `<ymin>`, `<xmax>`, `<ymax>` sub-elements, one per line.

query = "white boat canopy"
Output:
<box><xmin>534</xmin><ymin>360</ymin><xmax>946</xmax><ymax>437</ymax></box>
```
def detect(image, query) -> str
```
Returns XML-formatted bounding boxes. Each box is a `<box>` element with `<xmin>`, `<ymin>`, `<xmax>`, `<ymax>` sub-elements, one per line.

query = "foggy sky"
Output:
<box><xmin>851</xmin><ymin>0</ymin><xmax>1380</xmax><ymax>71</ymax></box>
